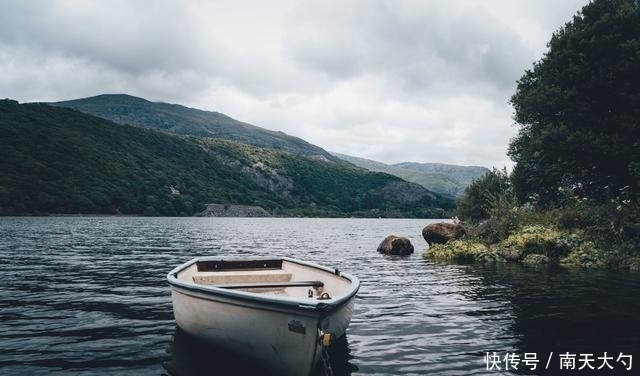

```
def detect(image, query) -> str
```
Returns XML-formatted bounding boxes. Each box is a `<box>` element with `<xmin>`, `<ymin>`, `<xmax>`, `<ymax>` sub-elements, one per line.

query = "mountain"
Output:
<box><xmin>392</xmin><ymin>162</ymin><xmax>490</xmax><ymax>187</ymax></box>
<box><xmin>0</xmin><ymin>100</ymin><xmax>453</xmax><ymax>217</ymax></box>
<box><xmin>51</xmin><ymin>94</ymin><xmax>342</xmax><ymax>163</ymax></box>
<box><xmin>332</xmin><ymin>153</ymin><xmax>489</xmax><ymax>198</ymax></box>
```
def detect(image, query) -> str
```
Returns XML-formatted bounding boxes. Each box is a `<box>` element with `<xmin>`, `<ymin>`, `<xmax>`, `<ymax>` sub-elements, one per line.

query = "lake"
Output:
<box><xmin>1</xmin><ymin>217</ymin><xmax>639</xmax><ymax>375</ymax></box>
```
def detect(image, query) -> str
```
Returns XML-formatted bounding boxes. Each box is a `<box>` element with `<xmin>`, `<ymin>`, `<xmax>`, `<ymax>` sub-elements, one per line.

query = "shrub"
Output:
<box><xmin>522</xmin><ymin>254</ymin><xmax>549</xmax><ymax>265</ymax></box>
<box><xmin>499</xmin><ymin>225</ymin><xmax>562</xmax><ymax>257</ymax></box>
<box><xmin>423</xmin><ymin>240</ymin><xmax>492</xmax><ymax>262</ymax></box>
<box><xmin>560</xmin><ymin>242</ymin><xmax>606</xmax><ymax>269</ymax></box>
<box><xmin>456</xmin><ymin>167</ymin><xmax>511</xmax><ymax>222</ymax></box>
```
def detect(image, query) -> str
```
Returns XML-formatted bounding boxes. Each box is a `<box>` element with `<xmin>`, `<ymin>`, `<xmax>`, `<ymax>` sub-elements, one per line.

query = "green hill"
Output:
<box><xmin>51</xmin><ymin>94</ymin><xmax>343</xmax><ymax>163</ymax></box>
<box><xmin>392</xmin><ymin>162</ymin><xmax>489</xmax><ymax>187</ymax></box>
<box><xmin>0</xmin><ymin>100</ymin><xmax>453</xmax><ymax>217</ymax></box>
<box><xmin>332</xmin><ymin>153</ymin><xmax>488</xmax><ymax>198</ymax></box>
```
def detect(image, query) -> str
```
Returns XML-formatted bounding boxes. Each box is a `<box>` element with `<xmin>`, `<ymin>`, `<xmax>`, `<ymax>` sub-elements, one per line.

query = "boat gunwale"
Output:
<box><xmin>167</xmin><ymin>256</ymin><xmax>360</xmax><ymax>312</ymax></box>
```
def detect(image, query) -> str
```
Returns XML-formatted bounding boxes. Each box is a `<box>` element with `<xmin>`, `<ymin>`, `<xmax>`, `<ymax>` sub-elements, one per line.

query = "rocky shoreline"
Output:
<box><xmin>419</xmin><ymin>221</ymin><xmax>638</xmax><ymax>269</ymax></box>
<box><xmin>195</xmin><ymin>204</ymin><xmax>272</xmax><ymax>217</ymax></box>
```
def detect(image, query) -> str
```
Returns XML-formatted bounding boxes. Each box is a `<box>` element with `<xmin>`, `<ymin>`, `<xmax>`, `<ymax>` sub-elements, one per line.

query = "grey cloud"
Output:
<box><xmin>285</xmin><ymin>1</ymin><xmax>532</xmax><ymax>97</ymax></box>
<box><xmin>0</xmin><ymin>0</ymin><xmax>289</xmax><ymax>102</ymax></box>
<box><xmin>0</xmin><ymin>1</ymin><xmax>212</xmax><ymax>75</ymax></box>
<box><xmin>0</xmin><ymin>42</ymin><xmax>209</xmax><ymax>104</ymax></box>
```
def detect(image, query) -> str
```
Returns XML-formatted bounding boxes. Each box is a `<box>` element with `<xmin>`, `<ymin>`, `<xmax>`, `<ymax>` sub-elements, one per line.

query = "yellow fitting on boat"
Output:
<box><xmin>320</xmin><ymin>332</ymin><xmax>333</xmax><ymax>347</ymax></box>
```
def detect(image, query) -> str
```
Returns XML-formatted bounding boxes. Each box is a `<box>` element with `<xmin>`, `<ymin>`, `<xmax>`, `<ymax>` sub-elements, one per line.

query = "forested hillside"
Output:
<box><xmin>0</xmin><ymin>100</ymin><xmax>453</xmax><ymax>217</ymax></box>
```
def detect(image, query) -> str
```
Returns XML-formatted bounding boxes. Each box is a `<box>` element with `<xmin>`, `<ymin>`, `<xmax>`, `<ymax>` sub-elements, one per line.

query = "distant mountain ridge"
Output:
<box><xmin>392</xmin><ymin>161</ymin><xmax>489</xmax><ymax>187</ymax></box>
<box><xmin>332</xmin><ymin>152</ymin><xmax>489</xmax><ymax>198</ymax></box>
<box><xmin>51</xmin><ymin>94</ymin><xmax>342</xmax><ymax>163</ymax></box>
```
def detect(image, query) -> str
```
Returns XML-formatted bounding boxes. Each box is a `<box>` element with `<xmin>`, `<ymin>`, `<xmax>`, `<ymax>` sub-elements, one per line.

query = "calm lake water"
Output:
<box><xmin>1</xmin><ymin>217</ymin><xmax>639</xmax><ymax>376</ymax></box>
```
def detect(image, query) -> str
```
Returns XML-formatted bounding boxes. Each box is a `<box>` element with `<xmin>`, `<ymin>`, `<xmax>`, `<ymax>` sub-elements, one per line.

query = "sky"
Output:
<box><xmin>0</xmin><ymin>0</ymin><xmax>590</xmax><ymax>169</ymax></box>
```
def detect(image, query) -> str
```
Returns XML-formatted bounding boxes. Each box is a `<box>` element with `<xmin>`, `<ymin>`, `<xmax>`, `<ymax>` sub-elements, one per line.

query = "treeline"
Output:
<box><xmin>453</xmin><ymin>0</ymin><xmax>640</xmax><ymax>269</ymax></box>
<box><xmin>0</xmin><ymin>100</ymin><xmax>452</xmax><ymax>217</ymax></box>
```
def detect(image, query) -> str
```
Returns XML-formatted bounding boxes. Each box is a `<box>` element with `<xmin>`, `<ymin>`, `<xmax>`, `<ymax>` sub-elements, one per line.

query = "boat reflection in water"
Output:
<box><xmin>164</xmin><ymin>327</ymin><xmax>357</xmax><ymax>376</ymax></box>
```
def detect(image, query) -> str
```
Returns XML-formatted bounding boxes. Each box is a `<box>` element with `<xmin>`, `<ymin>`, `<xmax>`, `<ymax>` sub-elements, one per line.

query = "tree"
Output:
<box><xmin>509</xmin><ymin>0</ymin><xmax>640</xmax><ymax>206</ymax></box>
<box><xmin>456</xmin><ymin>167</ymin><xmax>511</xmax><ymax>221</ymax></box>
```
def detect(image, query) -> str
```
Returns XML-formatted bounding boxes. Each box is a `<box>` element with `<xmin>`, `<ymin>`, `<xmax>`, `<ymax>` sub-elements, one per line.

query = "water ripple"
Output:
<box><xmin>1</xmin><ymin>217</ymin><xmax>639</xmax><ymax>375</ymax></box>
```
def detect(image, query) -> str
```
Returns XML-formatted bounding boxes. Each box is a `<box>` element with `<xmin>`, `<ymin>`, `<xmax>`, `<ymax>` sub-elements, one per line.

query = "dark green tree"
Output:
<box><xmin>509</xmin><ymin>0</ymin><xmax>640</xmax><ymax>206</ymax></box>
<box><xmin>456</xmin><ymin>167</ymin><xmax>511</xmax><ymax>222</ymax></box>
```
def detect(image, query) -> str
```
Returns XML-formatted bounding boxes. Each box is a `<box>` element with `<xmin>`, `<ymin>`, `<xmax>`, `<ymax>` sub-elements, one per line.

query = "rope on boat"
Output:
<box><xmin>320</xmin><ymin>346</ymin><xmax>334</xmax><ymax>376</ymax></box>
<box><xmin>318</xmin><ymin>330</ymin><xmax>334</xmax><ymax>376</ymax></box>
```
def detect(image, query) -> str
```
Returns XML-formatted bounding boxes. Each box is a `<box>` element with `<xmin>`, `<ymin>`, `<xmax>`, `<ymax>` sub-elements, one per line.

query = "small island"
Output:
<box><xmin>422</xmin><ymin>0</ymin><xmax>639</xmax><ymax>271</ymax></box>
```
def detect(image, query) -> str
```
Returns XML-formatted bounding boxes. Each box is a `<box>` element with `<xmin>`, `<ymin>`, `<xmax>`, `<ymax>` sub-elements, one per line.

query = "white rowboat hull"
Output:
<box><xmin>167</xmin><ymin>256</ymin><xmax>359</xmax><ymax>376</ymax></box>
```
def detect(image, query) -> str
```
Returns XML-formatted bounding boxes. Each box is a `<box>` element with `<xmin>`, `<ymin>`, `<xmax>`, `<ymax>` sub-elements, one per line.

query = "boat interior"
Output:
<box><xmin>176</xmin><ymin>259</ymin><xmax>351</xmax><ymax>299</ymax></box>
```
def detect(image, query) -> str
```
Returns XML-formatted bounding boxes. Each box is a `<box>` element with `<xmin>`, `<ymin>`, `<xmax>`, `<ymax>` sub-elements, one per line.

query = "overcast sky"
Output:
<box><xmin>0</xmin><ymin>0</ymin><xmax>589</xmax><ymax>168</ymax></box>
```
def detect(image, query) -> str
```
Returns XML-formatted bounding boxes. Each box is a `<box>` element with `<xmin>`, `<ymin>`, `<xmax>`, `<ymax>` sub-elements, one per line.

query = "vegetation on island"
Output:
<box><xmin>425</xmin><ymin>0</ymin><xmax>640</xmax><ymax>270</ymax></box>
<box><xmin>0</xmin><ymin>100</ymin><xmax>453</xmax><ymax>217</ymax></box>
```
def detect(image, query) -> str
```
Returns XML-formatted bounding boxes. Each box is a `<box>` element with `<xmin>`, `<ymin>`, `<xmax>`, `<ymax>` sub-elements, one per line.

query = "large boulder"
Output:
<box><xmin>422</xmin><ymin>222</ymin><xmax>465</xmax><ymax>246</ymax></box>
<box><xmin>377</xmin><ymin>235</ymin><xmax>414</xmax><ymax>255</ymax></box>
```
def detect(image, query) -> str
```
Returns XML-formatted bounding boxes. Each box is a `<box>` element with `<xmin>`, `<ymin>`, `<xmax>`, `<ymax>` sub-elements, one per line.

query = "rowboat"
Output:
<box><xmin>166</xmin><ymin>256</ymin><xmax>360</xmax><ymax>376</ymax></box>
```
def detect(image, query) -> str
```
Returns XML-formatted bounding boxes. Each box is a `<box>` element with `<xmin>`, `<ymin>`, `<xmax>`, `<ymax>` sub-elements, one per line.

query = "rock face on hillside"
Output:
<box><xmin>195</xmin><ymin>204</ymin><xmax>272</xmax><ymax>217</ymax></box>
<box><xmin>422</xmin><ymin>222</ymin><xmax>465</xmax><ymax>246</ymax></box>
<box><xmin>206</xmin><ymin>147</ymin><xmax>294</xmax><ymax>198</ymax></box>
<box><xmin>377</xmin><ymin>235</ymin><xmax>414</xmax><ymax>255</ymax></box>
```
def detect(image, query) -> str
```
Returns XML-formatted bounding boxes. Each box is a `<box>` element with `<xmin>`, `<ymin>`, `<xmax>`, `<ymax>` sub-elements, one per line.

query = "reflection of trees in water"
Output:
<box><xmin>460</xmin><ymin>263</ymin><xmax>640</xmax><ymax>373</ymax></box>
<box><xmin>164</xmin><ymin>327</ymin><xmax>357</xmax><ymax>376</ymax></box>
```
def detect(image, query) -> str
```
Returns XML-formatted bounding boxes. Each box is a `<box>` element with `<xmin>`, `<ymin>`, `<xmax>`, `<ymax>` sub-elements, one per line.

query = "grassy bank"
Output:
<box><xmin>424</xmin><ymin>192</ymin><xmax>640</xmax><ymax>271</ymax></box>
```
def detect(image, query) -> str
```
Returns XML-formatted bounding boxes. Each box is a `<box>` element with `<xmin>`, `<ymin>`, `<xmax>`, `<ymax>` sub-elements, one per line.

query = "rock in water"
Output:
<box><xmin>422</xmin><ymin>222</ymin><xmax>465</xmax><ymax>246</ymax></box>
<box><xmin>377</xmin><ymin>235</ymin><xmax>414</xmax><ymax>255</ymax></box>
